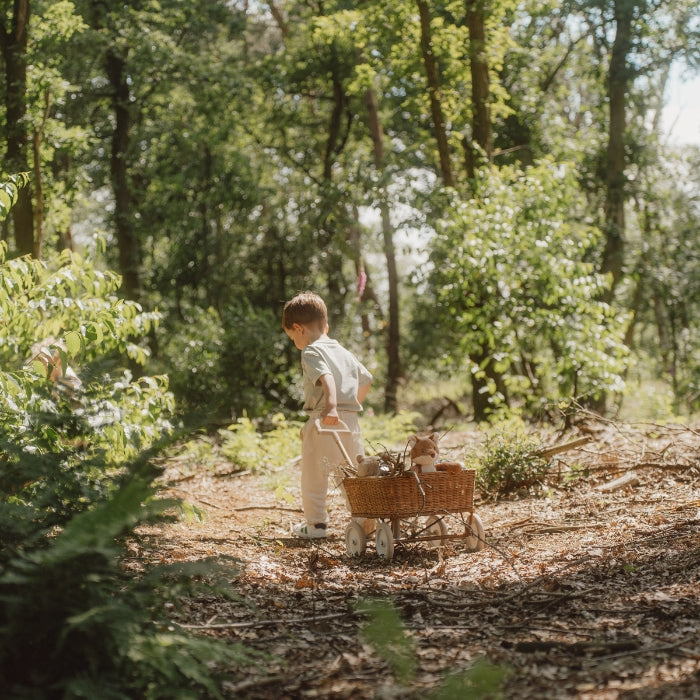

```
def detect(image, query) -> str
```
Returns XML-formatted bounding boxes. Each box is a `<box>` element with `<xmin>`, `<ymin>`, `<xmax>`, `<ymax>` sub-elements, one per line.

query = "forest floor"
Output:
<box><xmin>130</xmin><ymin>417</ymin><xmax>700</xmax><ymax>699</ymax></box>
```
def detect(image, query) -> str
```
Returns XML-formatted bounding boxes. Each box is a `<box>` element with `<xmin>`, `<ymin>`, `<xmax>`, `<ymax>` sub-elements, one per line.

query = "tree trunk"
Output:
<box><xmin>321</xmin><ymin>58</ymin><xmax>349</xmax><ymax>327</ymax></box>
<box><xmin>32</xmin><ymin>90</ymin><xmax>50</xmax><ymax>260</ymax></box>
<box><xmin>463</xmin><ymin>1</ymin><xmax>508</xmax><ymax>420</ymax></box>
<box><xmin>600</xmin><ymin>0</ymin><xmax>633</xmax><ymax>302</ymax></box>
<box><xmin>463</xmin><ymin>0</ymin><xmax>492</xmax><ymax>179</ymax></box>
<box><xmin>416</xmin><ymin>0</ymin><xmax>455</xmax><ymax>187</ymax></box>
<box><xmin>348</xmin><ymin>205</ymin><xmax>385</xmax><ymax>344</ymax></box>
<box><xmin>365</xmin><ymin>87</ymin><xmax>401</xmax><ymax>413</ymax></box>
<box><xmin>1</xmin><ymin>0</ymin><xmax>34</xmax><ymax>256</ymax></box>
<box><xmin>105</xmin><ymin>48</ymin><xmax>141</xmax><ymax>301</ymax></box>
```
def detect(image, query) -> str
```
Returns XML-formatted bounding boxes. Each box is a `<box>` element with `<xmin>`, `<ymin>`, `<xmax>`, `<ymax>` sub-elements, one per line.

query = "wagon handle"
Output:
<box><xmin>314</xmin><ymin>418</ymin><xmax>354</xmax><ymax>469</ymax></box>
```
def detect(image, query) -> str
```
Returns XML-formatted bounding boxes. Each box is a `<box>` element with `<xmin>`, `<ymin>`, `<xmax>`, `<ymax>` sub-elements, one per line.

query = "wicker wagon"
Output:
<box><xmin>342</xmin><ymin>469</ymin><xmax>485</xmax><ymax>559</ymax></box>
<box><xmin>315</xmin><ymin>419</ymin><xmax>485</xmax><ymax>559</ymax></box>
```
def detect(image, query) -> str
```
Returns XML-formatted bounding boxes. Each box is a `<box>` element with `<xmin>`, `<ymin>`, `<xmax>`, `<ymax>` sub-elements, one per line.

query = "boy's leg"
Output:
<box><xmin>300</xmin><ymin>418</ymin><xmax>331</xmax><ymax>527</ymax></box>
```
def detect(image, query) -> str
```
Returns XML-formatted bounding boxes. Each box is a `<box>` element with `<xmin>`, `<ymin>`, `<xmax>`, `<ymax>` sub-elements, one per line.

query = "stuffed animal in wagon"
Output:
<box><xmin>356</xmin><ymin>454</ymin><xmax>382</xmax><ymax>477</ymax></box>
<box><xmin>407</xmin><ymin>433</ymin><xmax>463</xmax><ymax>474</ymax></box>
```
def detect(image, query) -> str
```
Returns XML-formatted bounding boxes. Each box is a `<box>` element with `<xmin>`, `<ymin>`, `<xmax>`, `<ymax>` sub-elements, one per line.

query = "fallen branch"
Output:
<box><xmin>224</xmin><ymin>505</ymin><xmax>302</xmax><ymax>514</ymax></box>
<box><xmin>526</xmin><ymin>523</ymin><xmax>596</xmax><ymax>534</ymax></box>
<box><xmin>592</xmin><ymin>634</ymin><xmax>697</xmax><ymax>662</ymax></box>
<box><xmin>597</xmin><ymin>472</ymin><xmax>640</xmax><ymax>493</ymax></box>
<box><xmin>537</xmin><ymin>436</ymin><xmax>592</xmax><ymax>460</ymax></box>
<box><xmin>175</xmin><ymin>611</ymin><xmax>351</xmax><ymax>630</ymax></box>
<box><xmin>514</xmin><ymin>638</ymin><xmax>640</xmax><ymax>655</ymax></box>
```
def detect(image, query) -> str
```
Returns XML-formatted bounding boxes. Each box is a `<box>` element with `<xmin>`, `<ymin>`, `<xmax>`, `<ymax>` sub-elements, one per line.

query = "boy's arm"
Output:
<box><xmin>318</xmin><ymin>373</ymin><xmax>339</xmax><ymax>424</ymax></box>
<box><xmin>357</xmin><ymin>380</ymin><xmax>372</xmax><ymax>406</ymax></box>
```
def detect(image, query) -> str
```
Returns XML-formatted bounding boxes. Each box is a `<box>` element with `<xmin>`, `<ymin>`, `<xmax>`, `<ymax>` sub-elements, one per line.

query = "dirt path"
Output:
<box><xmin>132</xmin><ymin>422</ymin><xmax>700</xmax><ymax>699</ymax></box>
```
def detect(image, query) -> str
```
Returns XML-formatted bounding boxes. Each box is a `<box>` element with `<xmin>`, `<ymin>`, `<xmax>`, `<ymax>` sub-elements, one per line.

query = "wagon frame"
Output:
<box><xmin>342</xmin><ymin>469</ymin><xmax>485</xmax><ymax>559</ymax></box>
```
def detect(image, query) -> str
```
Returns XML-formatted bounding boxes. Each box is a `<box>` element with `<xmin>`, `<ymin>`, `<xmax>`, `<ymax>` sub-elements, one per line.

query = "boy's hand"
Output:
<box><xmin>321</xmin><ymin>410</ymin><xmax>339</xmax><ymax>425</ymax></box>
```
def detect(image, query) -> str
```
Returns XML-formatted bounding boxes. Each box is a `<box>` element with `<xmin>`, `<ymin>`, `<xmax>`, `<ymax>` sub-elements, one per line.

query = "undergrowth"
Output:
<box><xmin>465</xmin><ymin>420</ymin><xmax>549</xmax><ymax>497</ymax></box>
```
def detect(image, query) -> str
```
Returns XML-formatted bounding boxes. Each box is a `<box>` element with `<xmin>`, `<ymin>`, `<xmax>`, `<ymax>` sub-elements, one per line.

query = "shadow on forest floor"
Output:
<box><xmin>130</xmin><ymin>419</ymin><xmax>700</xmax><ymax>699</ymax></box>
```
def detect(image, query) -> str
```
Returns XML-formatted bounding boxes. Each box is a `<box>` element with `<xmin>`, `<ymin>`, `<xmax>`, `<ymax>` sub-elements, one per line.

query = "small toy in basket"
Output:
<box><xmin>408</xmin><ymin>432</ymin><xmax>463</xmax><ymax>474</ymax></box>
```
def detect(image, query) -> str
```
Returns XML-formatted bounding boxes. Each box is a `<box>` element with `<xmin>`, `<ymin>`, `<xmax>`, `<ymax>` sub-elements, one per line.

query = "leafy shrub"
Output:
<box><xmin>0</xmin><ymin>448</ymin><xmax>258</xmax><ymax>699</ymax></box>
<box><xmin>155</xmin><ymin>300</ymin><xmax>295</xmax><ymax>423</ymax></box>
<box><xmin>0</xmin><ymin>176</ymin><xmax>257</xmax><ymax>698</ymax></box>
<box><xmin>219</xmin><ymin>413</ymin><xmax>302</xmax><ymax>472</ymax></box>
<box><xmin>467</xmin><ymin>422</ymin><xmax>549</xmax><ymax>496</ymax></box>
<box><xmin>410</xmin><ymin>160</ymin><xmax>630</xmax><ymax>412</ymax></box>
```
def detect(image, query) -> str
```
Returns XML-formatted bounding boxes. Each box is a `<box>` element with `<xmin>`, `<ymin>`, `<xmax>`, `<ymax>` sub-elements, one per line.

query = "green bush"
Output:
<box><xmin>0</xmin><ymin>176</ymin><xmax>258</xmax><ymax>698</ymax></box>
<box><xmin>155</xmin><ymin>300</ymin><xmax>295</xmax><ymax>423</ymax></box>
<box><xmin>0</xmin><ymin>447</ymin><xmax>258</xmax><ymax>699</ymax></box>
<box><xmin>467</xmin><ymin>422</ymin><xmax>549</xmax><ymax>496</ymax></box>
<box><xmin>219</xmin><ymin>413</ymin><xmax>303</xmax><ymax>472</ymax></box>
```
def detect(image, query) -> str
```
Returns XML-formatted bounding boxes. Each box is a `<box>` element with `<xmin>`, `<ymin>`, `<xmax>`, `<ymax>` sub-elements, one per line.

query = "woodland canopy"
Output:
<box><xmin>2</xmin><ymin>0</ymin><xmax>700</xmax><ymax>423</ymax></box>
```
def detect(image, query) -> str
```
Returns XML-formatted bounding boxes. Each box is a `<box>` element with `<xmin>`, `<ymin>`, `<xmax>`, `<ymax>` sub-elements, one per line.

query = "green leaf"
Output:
<box><xmin>65</xmin><ymin>330</ymin><xmax>82</xmax><ymax>356</ymax></box>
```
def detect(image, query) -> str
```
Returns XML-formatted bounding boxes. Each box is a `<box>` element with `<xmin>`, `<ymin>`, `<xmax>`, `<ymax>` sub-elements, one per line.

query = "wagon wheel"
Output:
<box><xmin>424</xmin><ymin>515</ymin><xmax>448</xmax><ymax>548</ymax></box>
<box><xmin>345</xmin><ymin>521</ymin><xmax>367</xmax><ymax>556</ymax></box>
<box><xmin>464</xmin><ymin>512</ymin><xmax>485</xmax><ymax>552</ymax></box>
<box><xmin>375</xmin><ymin>521</ymin><xmax>394</xmax><ymax>559</ymax></box>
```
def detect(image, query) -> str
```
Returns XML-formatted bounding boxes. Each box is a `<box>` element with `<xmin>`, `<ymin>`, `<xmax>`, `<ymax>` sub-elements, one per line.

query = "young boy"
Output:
<box><xmin>283</xmin><ymin>291</ymin><xmax>372</xmax><ymax>538</ymax></box>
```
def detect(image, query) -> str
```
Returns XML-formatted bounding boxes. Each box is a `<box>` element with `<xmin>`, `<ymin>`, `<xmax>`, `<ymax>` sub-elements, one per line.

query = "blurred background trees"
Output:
<box><xmin>2</xmin><ymin>0</ymin><xmax>700</xmax><ymax>424</ymax></box>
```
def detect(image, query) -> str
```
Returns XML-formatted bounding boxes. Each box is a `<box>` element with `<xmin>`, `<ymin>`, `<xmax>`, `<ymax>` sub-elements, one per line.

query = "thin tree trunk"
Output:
<box><xmin>463</xmin><ymin>0</ymin><xmax>492</xmax><ymax>179</ymax></box>
<box><xmin>365</xmin><ymin>87</ymin><xmax>401</xmax><ymax>412</ymax></box>
<box><xmin>1</xmin><ymin>0</ymin><xmax>34</xmax><ymax>256</ymax></box>
<box><xmin>32</xmin><ymin>90</ymin><xmax>50</xmax><ymax>260</ymax></box>
<box><xmin>601</xmin><ymin>0</ymin><xmax>633</xmax><ymax>302</ymax></box>
<box><xmin>348</xmin><ymin>206</ymin><xmax>385</xmax><ymax>343</ymax></box>
<box><xmin>416</xmin><ymin>0</ymin><xmax>455</xmax><ymax>187</ymax></box>
<box><xmin>106</xmin><ymin>48</ymin><xmax>141</xmax><ymax>301</ymax></box>
<box><xmin>463</xmin><ymin>1</ymin><xmax>508</xmax><ymax>420</ymax></box>
<box><xmin>322</xmin><ymin>58</ymin><xmax>350</xmax><ymax>325</ymax></box>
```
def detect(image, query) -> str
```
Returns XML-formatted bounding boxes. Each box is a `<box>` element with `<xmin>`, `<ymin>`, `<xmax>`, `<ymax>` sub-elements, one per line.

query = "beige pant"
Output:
<box><xmin>300</xmin><ymin>411</ymin><xmax>363</xmax><ymax>525</ymax></box>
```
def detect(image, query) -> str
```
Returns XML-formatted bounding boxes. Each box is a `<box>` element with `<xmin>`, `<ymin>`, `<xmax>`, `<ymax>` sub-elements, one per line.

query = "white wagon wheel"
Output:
<box><xmin>345</xmin><ymin>521</ymin><xmax>367</xmax><ymax>556</ymax></box>
<box><xmin>464</xmin><ymin>512</ymin><xmax>485</xmax><ymax>552</ymax></box>
<box><xmin>424</xmin><ymin>515</ymin><xmax>448</xmax><ymax>547</ymax></box>
<box><xmin>375</xmin><ymin>521</ymin><xmax>395</xmax><ymax>559</ymax></box>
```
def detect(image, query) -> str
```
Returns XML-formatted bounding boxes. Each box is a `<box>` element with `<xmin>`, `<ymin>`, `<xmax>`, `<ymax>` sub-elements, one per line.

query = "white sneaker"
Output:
<box><xmin>291</xmin><ymin>522</ymin><xmax>327</xmax><ymax>539</ymax></box>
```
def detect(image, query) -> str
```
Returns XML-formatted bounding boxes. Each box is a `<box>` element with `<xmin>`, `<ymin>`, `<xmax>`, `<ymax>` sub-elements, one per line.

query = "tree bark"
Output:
<box><xmin>32</xmin><ymin>89</ymin><xmax>50</xmax><ymax>260</ymax></box>
<box><xmin>600</xmin><ymin>0</ymin><xmax>633</xmax><ymax>302</ymax></box>
<box><xmin>365</xmin><ymin>87</ymin><xmax>401</xmax><ymax>412</ymax></box>
<box><xmin>416</xmin><ymin>0</ymin><xmax>455</xmax><ymax>187</ymax></box>
<box><xmin>463</xmin><ymin>0</ymin><xmax>492</xmax><ymax>178</ymax></box>
<box><xmin>105</xmin><ymin>48</ymin><xmax>141</xmax><ymax>301</ymax></box>
<box><xmin>0</xmin><ymin>0</ymin><xmax>34</xmax><ymax>256</ymax></box>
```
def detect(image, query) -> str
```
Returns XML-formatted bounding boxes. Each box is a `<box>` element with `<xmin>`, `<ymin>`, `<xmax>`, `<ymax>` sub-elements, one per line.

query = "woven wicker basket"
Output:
<box><xmin>343</xmin><ymin>469</ymin><xmax>476</xmax><ymax>519</ymax></box>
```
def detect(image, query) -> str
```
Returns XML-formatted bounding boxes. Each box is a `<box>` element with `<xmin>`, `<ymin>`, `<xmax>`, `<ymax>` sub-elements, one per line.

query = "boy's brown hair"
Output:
<box><xmin>282</xmin><ymin>291</ymin><xmax>328</xmax><ymax>330</ymax></box>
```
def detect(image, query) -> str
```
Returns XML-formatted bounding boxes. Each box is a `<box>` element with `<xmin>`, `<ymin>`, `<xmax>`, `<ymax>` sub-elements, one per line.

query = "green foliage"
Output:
<box><xmin>0</xmin><ymin>173</ymin><xmax>30</xmax><ymax>220</ymax></box>
<box><xmin>466</xmin><ymin>421</ymin><xmax>549</xmax><ymax>496</ymax></box>
<box><xmin>411</xmin><ymin>160</ymin><xmax>630</xmax><ymax>410</ymax></box>
<box><xmin>0</xmin><ymin>452</ymin><xmax>257</xmax><ymax>699</ymax></box>
<box><xmin>155</xmin><ymin>301</ymin><xmax>294</xmax><ymax>422</ymax></box>
<box><xmin>360</xmin><ymin>410</ymin><xmax>423</xmax><ymax>450</ymax></box>
<box><xmin>357</xmin><ymin>599</ymin><xmax>415</xmax><ymax>685</ymax></box>
<box><xmin>433</xmin><ymin>659</ymin><xmax>509</xmax><ymax>700</ymax></box>
<box><xmin>219</xmin><ymin>413</ymin><xmax>303</xmax><ymax>473</ymax></box>
<box><xmin>0</xmin><ymin>180</ymin><xmax>253</xmax><ymax>698</ymax></box>
<box><xmin>358</xmin><ymin>598</ymin><xmax>508</xmax><ymax>698</ymax></box>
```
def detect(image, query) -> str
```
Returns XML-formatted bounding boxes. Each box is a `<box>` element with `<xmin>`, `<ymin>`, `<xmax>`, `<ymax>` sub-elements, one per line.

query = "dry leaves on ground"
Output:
<box><xmin>129</xmin><ymin>419</ymin><xmax>700</xmax><ymax>699</ymax></box>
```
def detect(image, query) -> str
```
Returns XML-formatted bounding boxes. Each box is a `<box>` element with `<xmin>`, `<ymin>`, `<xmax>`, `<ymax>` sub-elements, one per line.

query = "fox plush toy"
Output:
<box><xmin>407</xmin><ymin>433</ymin><xmax>463</xmax><ymax>475</ymax></box>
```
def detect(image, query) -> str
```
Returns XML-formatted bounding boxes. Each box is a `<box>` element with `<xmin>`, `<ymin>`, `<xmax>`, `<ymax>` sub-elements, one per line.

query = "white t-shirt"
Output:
<box><xmin>301</xmin><ymin>336</ymin><xmax>372</xmax><ymax>413</ymax></box>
